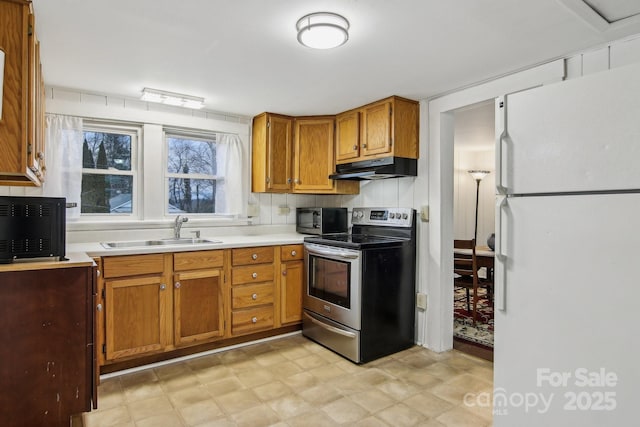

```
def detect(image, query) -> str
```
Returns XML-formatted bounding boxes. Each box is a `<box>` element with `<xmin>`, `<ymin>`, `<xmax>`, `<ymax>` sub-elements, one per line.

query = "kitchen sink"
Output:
<box><xmin>101</xmin><ymin>238</ymin><xmax>222</xmax><ymax>249</ymax></box>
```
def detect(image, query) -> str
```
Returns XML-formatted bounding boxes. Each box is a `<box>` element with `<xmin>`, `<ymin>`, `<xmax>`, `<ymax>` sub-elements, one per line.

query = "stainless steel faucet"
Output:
<box><xmin>174</xmin><ymin>215</ymin><xmax>188</xmax><ymax>239</ymax></box>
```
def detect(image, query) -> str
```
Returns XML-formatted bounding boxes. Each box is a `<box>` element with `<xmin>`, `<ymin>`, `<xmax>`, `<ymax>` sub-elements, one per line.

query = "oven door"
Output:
<box><xmin>303</xmin><ymin>242</ymin><xmax>361</xmax><ymax>330</ymax></box>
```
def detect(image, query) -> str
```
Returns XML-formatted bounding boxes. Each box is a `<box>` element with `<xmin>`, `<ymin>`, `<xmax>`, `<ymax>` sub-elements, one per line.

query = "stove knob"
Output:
<box><xmin>389</xmin><ymin>213</ymin><xmax>395</xmax><ymax>219</ymax></box>
<box><xmin>402</xmin><ymin>213</ymin><xmax>409</xmax><ymax>220</ymax></box>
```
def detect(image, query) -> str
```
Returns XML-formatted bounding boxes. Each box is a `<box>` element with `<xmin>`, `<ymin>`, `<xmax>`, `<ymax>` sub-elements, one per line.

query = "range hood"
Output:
<box><xmin>329</xmin><ymin>157</ymin><xmax>417</xmax><ymax>180</ymax></box>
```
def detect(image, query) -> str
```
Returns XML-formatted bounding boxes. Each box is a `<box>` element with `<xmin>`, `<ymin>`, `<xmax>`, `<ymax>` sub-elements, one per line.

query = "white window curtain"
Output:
<box><xmin>216</xmin><ymin>133</ymin><xmax>247</xmax><ymax>217</ymax></box>
<box><xmin>43</xmin><ymin>114</ymin><xmax>83</xmax><ymax>219</ymax></box>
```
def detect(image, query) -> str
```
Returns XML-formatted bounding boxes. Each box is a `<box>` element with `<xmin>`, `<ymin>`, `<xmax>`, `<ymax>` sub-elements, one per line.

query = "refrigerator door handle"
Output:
<box><xmin>495</xmin><ymin>96</ymin><xmax>507</xmax><ymax>195</ymax></box>
<box><xmin>495</xmin><ymin>196</ymin><xmax>507</xmax><ymax>311</ymax></box>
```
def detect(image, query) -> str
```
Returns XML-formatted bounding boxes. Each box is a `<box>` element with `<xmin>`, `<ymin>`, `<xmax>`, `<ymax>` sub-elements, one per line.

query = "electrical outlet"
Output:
<box><xmin>278</xmin><ymin>205</ymin><xmax>291</xmax><ymax>215</ymax></box>
<box><xmin>416</xmin><ymin>293</ymin><xmax>427</xmax><ymax>310</ymax></box>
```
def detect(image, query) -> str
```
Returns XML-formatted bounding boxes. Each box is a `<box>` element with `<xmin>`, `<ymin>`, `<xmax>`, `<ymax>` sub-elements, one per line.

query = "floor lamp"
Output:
<box><xmin>468</xmin><ymin>170</ymin><xmax>490</xmax><ymax>243</ymax></box>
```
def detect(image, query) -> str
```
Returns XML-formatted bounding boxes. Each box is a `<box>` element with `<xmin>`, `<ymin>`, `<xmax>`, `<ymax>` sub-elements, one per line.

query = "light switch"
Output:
<box><xmin>416</xmin><ymin>293</ymin><xmax>427</xmax><ymax>310</ymax></box>
<box><xmin>420</xmin><ymin>205</ymin><xmax>429</xmax><ymax>222</ymax></box>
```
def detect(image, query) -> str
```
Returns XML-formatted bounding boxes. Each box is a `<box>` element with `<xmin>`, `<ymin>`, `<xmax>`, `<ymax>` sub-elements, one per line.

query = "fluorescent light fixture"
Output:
<box><xmin>141</xmin><ymin>87</ymin><xmax>205</xmax><ymax>109</ymax></box>
<box><xmin>296</xmin><ymin>12</ymin><xmax>349</xmax><ymax>49</ymax></box>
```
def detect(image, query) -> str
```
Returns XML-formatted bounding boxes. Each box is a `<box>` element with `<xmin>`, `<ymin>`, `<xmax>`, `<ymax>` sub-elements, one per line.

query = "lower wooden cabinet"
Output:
<box><xmin>97</xmin><ymin>244</ymin><xmax>305</xmax><ymax>368</ymax></box>
<box><xmin>173</xmin><ymin>250</ymin><xmax>225</xmax><ymax>346</ymax></box>
<box><xmin>104</xmin><ymin>270</ymin><xmax>171</xmax><ymax>360</ymax></box>
<box><xmin>0</xmin><ymin>265</ymin><xmax>95</xmax><ymax>427</ymax></box>
<box><xmin>280</xmin><ymin>245</ymin><xmax>304</xmax><ymax>325</ymax></box>
<box><xmin>102</xmin><ymin>254</ymin><xmax>172</xmax><ymax>361</ymax></box>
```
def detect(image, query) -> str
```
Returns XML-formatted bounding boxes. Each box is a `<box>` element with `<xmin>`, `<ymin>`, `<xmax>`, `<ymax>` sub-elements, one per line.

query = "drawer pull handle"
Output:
<box><xmin>96</xmin><ymin>303</ymin><xmax>103</xmax><ymax>312</ymax></box>
<box><xmin>252</xmin><ymin>272</ymin><xmax>258</xmax><ymax>279</ymax></box>
<box><xmin>251</xmin><ymin>317</ymin><xmax>258</xmax><ymax>324</ymax></box>
<box><xmin>291</xmin><ymin>250</ymin><xmax>297</xmax><ymax>256</ymax></box>
<box><xmin>252</xmin><ymin>293</ymin><xmax>258</xmax><ymax>300</ymax></box>
<box><xmin>252</xmin><ymin>254</ymin><xmax>258</xmax><ymax>260</ymax></box>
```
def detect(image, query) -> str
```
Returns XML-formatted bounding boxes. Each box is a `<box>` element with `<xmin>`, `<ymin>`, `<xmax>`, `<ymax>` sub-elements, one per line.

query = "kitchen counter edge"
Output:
<box><xmin>68</xmin><ymin>233</ymin><xmax>306</xmax><ymax>258</ymax></box>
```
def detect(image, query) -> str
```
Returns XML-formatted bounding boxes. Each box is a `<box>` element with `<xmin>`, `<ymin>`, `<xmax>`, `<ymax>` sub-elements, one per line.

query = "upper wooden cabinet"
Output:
<box><xmin>0</xmin><ymin>0</ymin><xmax>46</xmax><ymax>186</ymax></box>
<box><xmin>336</xmin><ymin>96</ymin><xmax>419</xmax><ymax>165</ymax></box>
<box><xmin>293</xmin><ymin>116</ymin><xmax>358</xmax><ymax>194</ymax></box>
<box><xmin>251</xmin><ymin>113</ymin><xmax>293</xmax><ymax>193</ymax></box>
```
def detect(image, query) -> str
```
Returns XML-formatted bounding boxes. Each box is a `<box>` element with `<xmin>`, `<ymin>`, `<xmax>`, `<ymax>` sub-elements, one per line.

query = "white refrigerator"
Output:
<box><xmin>493</xmin><ymin>62</ymin><xmax>640</xmax><ymax>426</ymax></box>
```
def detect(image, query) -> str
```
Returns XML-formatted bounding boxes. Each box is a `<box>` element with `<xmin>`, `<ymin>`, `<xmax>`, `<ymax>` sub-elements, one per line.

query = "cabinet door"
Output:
<box><xmin>281</xmin><ymin>260</ymin><xmax>304</xmax><ymax>324</ymax></box>
<box><xmin>336</xmin><ymin>110</ymin><xmax>360</xmax><ymax>163</ymax></box>
<box><xmin>267</xmin><ymin>115</ymin><xmax>293</xmax><ymax>191</ymax></box>
<box><xmin>105</xmin><ymin>275</ymin><xmax>169</xmax><ymax>360</ymax></box>
<box><xmin>293</xmin><ymin>117</ymin><xmax>336</xmax><ymax>192</ymax></box>
<box><xmin>174</xmin><ymin>269</ymin><xmax>225</xmax><ymax>346</ymax></box>
<box><xmin>363</xmin><ymin>101</ymin><xmax>393</xmax><ymax>157</ymax></box>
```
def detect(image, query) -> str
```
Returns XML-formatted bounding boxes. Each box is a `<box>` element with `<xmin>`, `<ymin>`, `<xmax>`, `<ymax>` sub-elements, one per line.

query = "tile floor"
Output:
<box><xmin>82</xmin><ymin>334</ymin><xmax>493</xmax><ymax>427</ymax></box>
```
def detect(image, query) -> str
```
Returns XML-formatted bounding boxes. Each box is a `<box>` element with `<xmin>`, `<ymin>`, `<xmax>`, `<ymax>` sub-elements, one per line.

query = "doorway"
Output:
<box><xmin>452</xmin><ymin>100</ymin><xmax>495</xmax><ymax>361</ymax></box>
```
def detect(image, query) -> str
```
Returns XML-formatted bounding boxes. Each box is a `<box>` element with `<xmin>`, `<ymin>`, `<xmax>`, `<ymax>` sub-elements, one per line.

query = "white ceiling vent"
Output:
<box><xmin>583</xmin><ymin>0</ymin><xmax>640</xmax><ymax>23</ymax></box>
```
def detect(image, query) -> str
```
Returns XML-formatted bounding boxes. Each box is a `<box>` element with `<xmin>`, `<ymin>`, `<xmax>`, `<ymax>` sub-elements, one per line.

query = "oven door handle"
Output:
<box><xmin>305</xmin><ymin>246</ymin><xmax>359</xmax><ymax>259</ymax></box>
<box><xmin>304</xmin><ymin>313</ymin><xmax>357</xmax><ymax>338</ymax></box>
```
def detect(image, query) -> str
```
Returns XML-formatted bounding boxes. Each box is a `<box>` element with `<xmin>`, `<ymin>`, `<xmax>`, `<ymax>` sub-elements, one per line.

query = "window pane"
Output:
<box><xmin>168</xmin><ymin>178</ymin><xmax>216</xmax><ymax>214</ymax></box>
<box><xmin>167</xmin><ymin>137</ymin><xmax>216</xmax><ymax>175</ymax></box>
<box><xmin>81</xmin><ymin>174</ymin><xmax>133</xmax><ymax>213</ymax></box>
<box><xmin>83</xmin><ymin>131</ymin><xmax>132</xmax><ymax>171</ymax></box>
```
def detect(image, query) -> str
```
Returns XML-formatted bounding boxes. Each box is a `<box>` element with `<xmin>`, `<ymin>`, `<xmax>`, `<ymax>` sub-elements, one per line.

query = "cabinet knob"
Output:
<box><xmin>252</xmin><ymin>253</ymin><xmax>258</xmax><ymax>260</ymax></box>
<box><xmin>96</xmin><ymin>270</ymin><xmax>101</xmax><ymax>277</ymax></box>
<box><xmin>287</xmin><ymin>178</ymin><xmax>292</xmax><ymax>184</ymax></box>
<box><xmin>291</xmin><ymin>250</ymin><xmax>297</xmax><ymax>256</ymax></box>
<box><xmin>251</xmin><ymin>317</ymin><xmax>258</xmax><ymax>324</ymax></box>
<box><xmin>37</xmin><ymin>152</ymin><xmax>45</xmax><ymax>160</ymax></box>
<box><xmin>96</xmin><ymin>303</ymin><xmax>103</xmax><ymax>312</ymax></box>
<box><xmin>160</xmin><ymin>284</ymin><xmax>166</xmax><ymax>290</ymax></box>
<box><xmin>266</xmin><ymin>177</ymin><xmax>270</xmax><ymax>183</ymax></box>
<box><xmin>294</xmin><ymin>179</ymin><xmax>300</xmax><ymax>184</ymax></box>
<box><xmin>353</xmin><ymin>145</ymin><xmax>358</xmax><ymax>151</ymax></box>
<box><xmin>175</xmin><ymin>282</ymin><xmax>181</xmax><ymax>289</ymax></box>
<box><xmin>252</xmin><ymin>293</ymin><xmax>258</xmax><ymax>300</ymax></box>
<box><xmin>282</xmin><ymin>270</ymin><xmax>287</xmax><ymax>276</ymax></box>
<box><xmin>252</xmin><ymin>272</ymin><xmax>258</xmax><ymax>279</ymax></box>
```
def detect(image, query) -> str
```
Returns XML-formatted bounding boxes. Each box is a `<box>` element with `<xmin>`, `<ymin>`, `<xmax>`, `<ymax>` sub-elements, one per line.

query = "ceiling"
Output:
<box><xmin>32</xmin><ymin>0</ymin><xmax>640</xmax><ymax>118</ymax></box>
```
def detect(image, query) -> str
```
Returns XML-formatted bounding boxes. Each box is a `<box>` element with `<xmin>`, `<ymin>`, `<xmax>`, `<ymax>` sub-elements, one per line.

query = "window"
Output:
<box><xmin>81</xmin><ymin>123</ymin><xmax>138</xmax><ymax>215</ymax></box>
<box><xmin>165</xmin><ymin>131</ymin><xmax>225</xmax><ymax>215</ymax></box>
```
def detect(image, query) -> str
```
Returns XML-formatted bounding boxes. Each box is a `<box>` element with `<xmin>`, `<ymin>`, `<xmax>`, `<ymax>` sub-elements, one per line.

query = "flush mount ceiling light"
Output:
<box><xmin>296</xmin><ymin>12</ymin><xmax>349</xmax><ymax>49</ymax></box>
<box><xmin>141</xmin><ymin>87</ymin><xmax>205</xmax><ymax>109</ymax></box>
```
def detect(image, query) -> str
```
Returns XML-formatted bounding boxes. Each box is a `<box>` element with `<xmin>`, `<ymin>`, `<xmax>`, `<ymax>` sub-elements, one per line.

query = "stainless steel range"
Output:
<box><xmin>302</xmin><ymin>207</ymin><xmax>416</xmax><ymax>363</ymax></box>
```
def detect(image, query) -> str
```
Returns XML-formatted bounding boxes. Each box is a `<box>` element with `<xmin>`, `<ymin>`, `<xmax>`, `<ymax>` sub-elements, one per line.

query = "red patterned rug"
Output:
<box><xmin>453</xmin><ymin>286</ymin><xmax>494</xmax><ymax>348</ymax></box>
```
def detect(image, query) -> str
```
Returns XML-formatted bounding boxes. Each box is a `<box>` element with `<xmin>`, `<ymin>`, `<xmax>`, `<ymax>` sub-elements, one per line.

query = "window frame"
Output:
<box><xmin>79</xmin><ymin>120</ymin><xmax>141</xmax><ymax>221</ymax></box>
<box><xmin>163</xmin><ymin>128</ymin><xmax>228</xmax><ymax>217</ymax></box>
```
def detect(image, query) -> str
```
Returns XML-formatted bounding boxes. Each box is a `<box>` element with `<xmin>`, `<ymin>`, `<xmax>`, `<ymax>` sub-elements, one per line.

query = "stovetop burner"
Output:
<box><xmin>304</xmin><ymin>233</ymin><xmax>408</xmax><ymax>249</ymax></box>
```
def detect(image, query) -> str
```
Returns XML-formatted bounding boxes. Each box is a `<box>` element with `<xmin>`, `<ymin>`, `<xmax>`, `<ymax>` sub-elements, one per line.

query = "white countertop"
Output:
<box><xmin>68</xmin><ymin>233</ymin><xmax>306</xmax><ymax>257</ymax></box>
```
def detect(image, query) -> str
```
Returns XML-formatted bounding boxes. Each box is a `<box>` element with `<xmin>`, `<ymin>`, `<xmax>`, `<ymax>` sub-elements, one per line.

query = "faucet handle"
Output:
<box><xmin>190</xmin><ymin>230</ymin><xmax>201</xmax><ymax>239</ymax></box>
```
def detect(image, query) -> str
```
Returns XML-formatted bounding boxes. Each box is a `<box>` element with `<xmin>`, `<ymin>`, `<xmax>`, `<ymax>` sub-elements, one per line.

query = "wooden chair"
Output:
<box><xmin>454</xmin><ymin>239</ymin><xmax>479</xmax><ymax>324</ymax></box>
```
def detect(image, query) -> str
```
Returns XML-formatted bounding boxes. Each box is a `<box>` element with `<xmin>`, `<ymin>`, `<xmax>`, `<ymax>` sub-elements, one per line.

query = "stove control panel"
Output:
<box><xmin>351</xmin><ymin>207</ymin><xmax>414</xmax><ymax>227</ymax></box>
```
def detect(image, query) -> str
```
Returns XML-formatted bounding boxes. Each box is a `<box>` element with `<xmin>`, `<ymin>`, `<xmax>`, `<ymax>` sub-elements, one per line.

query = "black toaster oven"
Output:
<box><xmin>0</xmin><ymin>196</ymin><xmax>66</xmax><ymax>263</ymax></box>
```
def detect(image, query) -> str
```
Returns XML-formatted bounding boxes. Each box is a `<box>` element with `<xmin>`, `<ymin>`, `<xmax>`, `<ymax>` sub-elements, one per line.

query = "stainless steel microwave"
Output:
<box><xmin>296</xmin><ymin>207</ymin><xmax>348</xmax><ymax>235</ymax></box>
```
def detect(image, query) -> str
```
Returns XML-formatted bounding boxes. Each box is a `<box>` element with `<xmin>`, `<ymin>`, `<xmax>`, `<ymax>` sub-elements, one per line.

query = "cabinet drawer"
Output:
<box><xmin>232</xmin><ymin>305</ymin><xmax>274</xmax><ymax>335</ymax></box>
<box><xmin>232</xmin><ymin>283</ymin><xmax>274</xmax><ymax>309</ymax></box>
<box><xmin>102</xmin><ymin>254</ymin><xmax>165</xmax><ymax>278</ymax></box>
<box><xmin>232</xmin><ymin>264</ymin><xmax>274</xmax><ymax>285</ymax></box>
<box><xmin>174</xmin><ymin>250</ymin><xmax>224</xmax><ymax>271</ymax></box>
<box><xmin>232</xmin><ymin>246</ymin><xmax>274</xmax><ymax>266</ymax></box>
<box><xmin>280</xmin><ymin>244</ymin><xmax>303</xmax><ymax>261</ymax></box>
